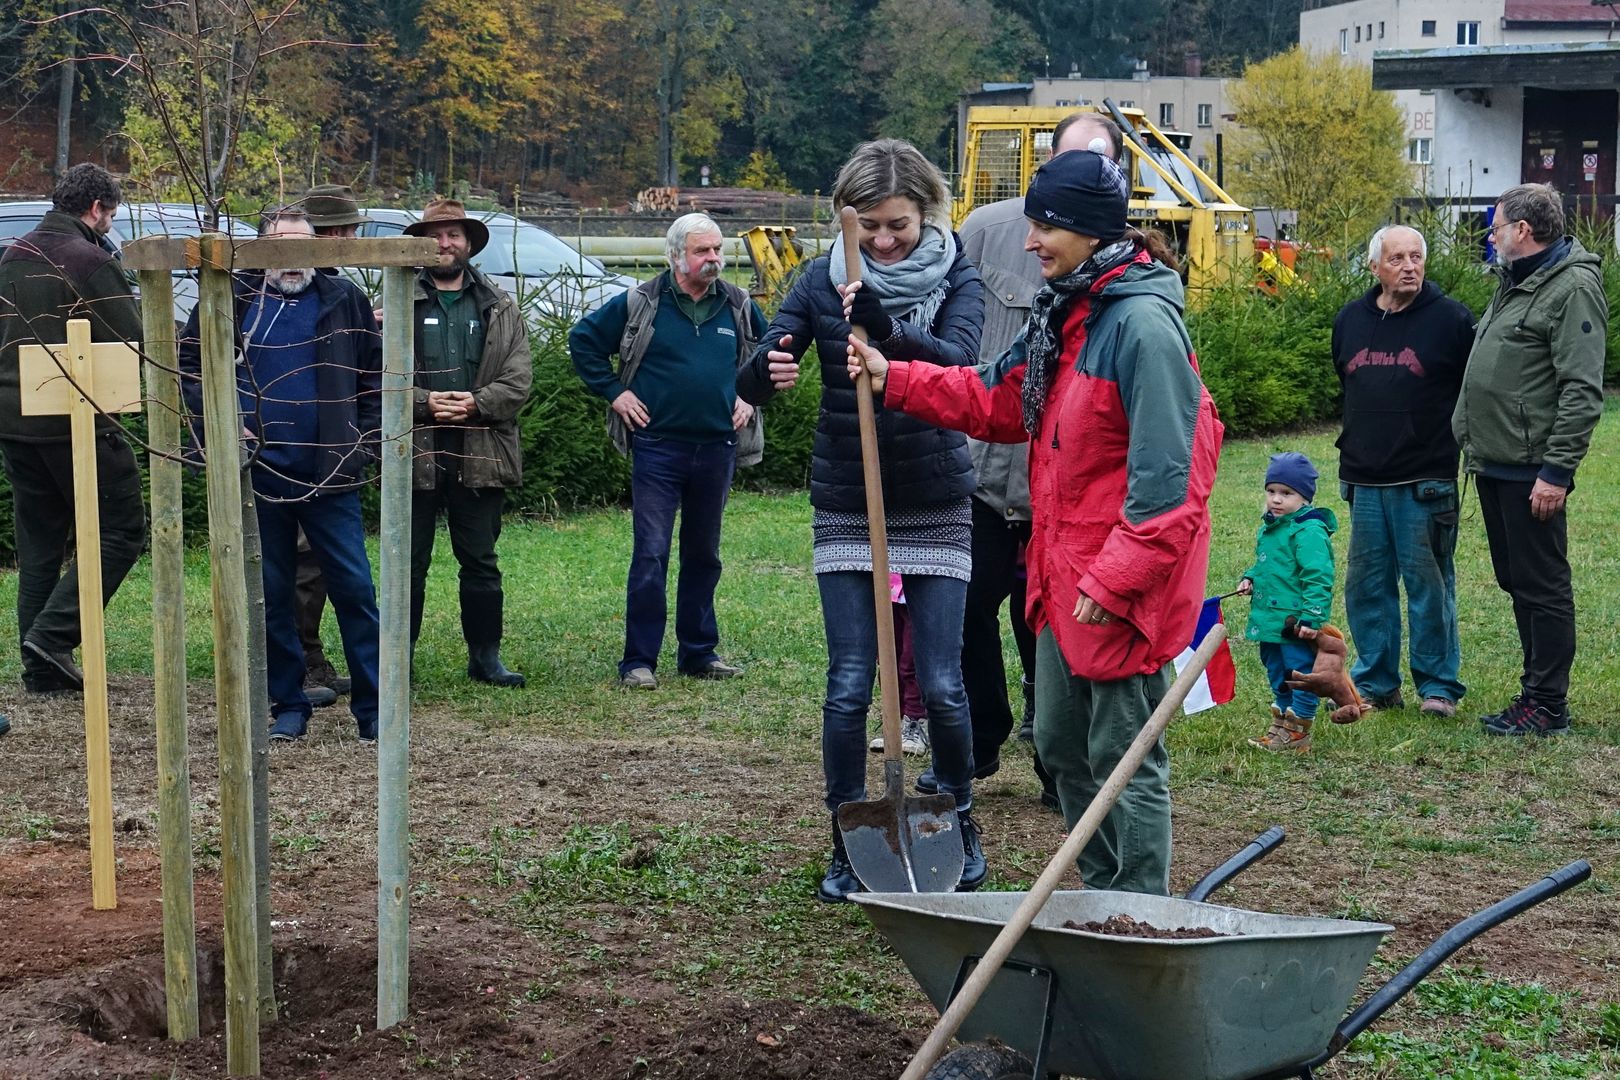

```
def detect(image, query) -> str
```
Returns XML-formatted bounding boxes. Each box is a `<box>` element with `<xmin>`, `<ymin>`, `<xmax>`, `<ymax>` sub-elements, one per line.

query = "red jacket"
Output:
<box><xmin>885</xmin><ymin>253</ymin><xmax>1223</xmax><ymax>681</ymax></box>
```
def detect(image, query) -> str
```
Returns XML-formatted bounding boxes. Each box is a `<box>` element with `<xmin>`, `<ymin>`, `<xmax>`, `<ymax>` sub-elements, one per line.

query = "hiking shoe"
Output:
<box><xmin>1039</xmin><ymin>787</ymin><xmax>1061</xmax><ymax>813</ymax></box>
<box><xmin>22</xmin><ymin>641</ymin><xmax>83</xmax><ymax>691</ymax></box>
<box><xmin>684</xmin><ymin>658</ymin><xmax>743</xmax><ymax>679</ymax></box>
<box><xmin>1481</xmin><ymin>695</ymin><xmax>1569</xmax><ymax>738</ymax></box>
<box><xmin>1018</xmin><ymin>678</ymin><xmax>1036</xmax><ymax>741</ymax></box>
<box><xmin>1249</xmin><ymin>709</ymin><xmax>1312</xmax><ymax>753</ymax></box>
<box><xmin>356</xmin><ymin>719</ymin><xmax>377</xmax><ymax>745</ymax></box>
<box><xmin>1359</xmin><ymin>688</ymin><xmax>1406</xmax><ymax>711</ymax></box>
<box><xmin>305</xmin><ymin>658</ymin><xmax>352</xmax><ymax>696</ymax></box>
<box><xmin>915</xmin><ymin>755</ymin><xmax>1001</xmax><ymax>794</ymax></box>
<box><xmin>899</xmin><ymin>715</ymin><xmax>929</xmax><ymax>755</ymax></box>
<box><xmin>268</xmin><ymin>711</ymin><xmax>308</xmax><ymax>742</ymax></box>
<box><xmin>957</xmin><ymin>811</ymin><xmax>987</xmax><ymax>892</ymax></box>
<box><xmin>619</xmin><ymin>666</ymin><xmax>658</xmax><ymax>690</ymax></box>
<box><xmin>1016</xmin><ymin>716</ymin><xmax>1035</xmax><ymax>742</ymax></box>
<box><xmin>0</xmin><ymin>714</ymin><xmax>10</xmax><ymax>739</ymax></box>
<box><xmin>1419</xmin><ymin>696</ymin><xmax>1458</xmax><ymax>719</ymax></box>
<box><xmin>305</xmin><ymin>683</ymin><xmax>338</xmax><ymax>709</ymax></box>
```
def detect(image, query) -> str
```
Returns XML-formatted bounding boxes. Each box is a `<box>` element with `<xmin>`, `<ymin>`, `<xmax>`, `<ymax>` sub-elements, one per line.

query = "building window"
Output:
<box><xmin>1378</xmin><ymin>21</ymin><xmax>1385</xmax><ymax>38</ymax></box>
<box><xmin>1119</xmin><ymin>99</ymin><xmax>1135</xmax><ymax>108</ymax></box>
<box><xmin>1408</xmin><ymin>138</ymin><xmax>1432</xmax><ymax>165</ymax></box>
<box><xmin>1197</xmin><ymin>103</ymin><xmax>1212</xmax><ymax>127</ymax></box>
<box><xmin>1354</xmin><ymin>25</ymin><xmax>1361</xmax><ymax>42</ymax></box>
<box><xmin>1079</xmin><ymin>98</ymin><xmax>1092</xmax><ymax>106</ymax></box>
<box><xmin>1159</xmin><ymin>103</ymin><xmax>1175</xmax><ymax>127</ymax></box>
<box><xmin>1340</xmin><ymin>28</ymin><xmax>1348</xmax><ymax>53</ymax></box>
<box><xmin>1366</xmin><ymin>23</ymin><xmax>1372</xmax><ymax>39</ymax></box>
<box><xmin>1421</xmin><ymin>20</ymin><xmax>1436</xmax><ymax>36</ymax></box>
<box><xmin>1054</xmin><ymin>99</ymin><xmax>1073</xmax><ymax>106</ymax></box>
<box><xmin>1457</xmin><ymin>21</ymin><xmax>1479</xmax><ymax>45</ymax></box>
<box><xmin>1197</xmin><ymin>155</ymin><xmax>1211</xmax><ymax>172</ymax></box>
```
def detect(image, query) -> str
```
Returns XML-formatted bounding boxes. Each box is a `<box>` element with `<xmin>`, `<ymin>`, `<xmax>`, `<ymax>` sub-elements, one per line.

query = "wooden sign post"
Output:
<box><xmin>122</xmin><ymin>232</ymin><xmax>434</xmax><ymax>1075</ymax></box>
<box><xmin>18</xmin><ymin>319</ymin><xmax>143</xmax><ymax>912</ymax></box>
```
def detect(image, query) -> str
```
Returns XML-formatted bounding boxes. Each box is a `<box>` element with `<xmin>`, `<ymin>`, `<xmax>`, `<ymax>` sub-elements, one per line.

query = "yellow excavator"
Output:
<box><xmin>956</xmin><ymin>101</ymin><xmax>1264</xmax><ymax>294</ymax></box>
<box><xmin>741</xmin><ymin>101</ymin><xmax>1291</xmax><ymax>304</ymax></box>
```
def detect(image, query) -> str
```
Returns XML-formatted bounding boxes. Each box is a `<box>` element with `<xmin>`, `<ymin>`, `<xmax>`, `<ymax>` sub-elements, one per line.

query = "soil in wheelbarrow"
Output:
<box><xmin>1063</xmin><ymin>913</ymin><xmax>1229</xmax><ymax>939</ymax></box>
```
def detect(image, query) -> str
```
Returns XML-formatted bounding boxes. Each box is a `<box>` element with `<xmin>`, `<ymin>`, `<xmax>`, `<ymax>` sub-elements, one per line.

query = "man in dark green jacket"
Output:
<box><xmin>0</xmin><ymin>163</ymin><xmax>147</xmax><ymax>701</ymax></box>
<box><xmin>1454</xmin><ymin>183</ymin><xmax>1607</xmax><ymax>737</ymax></box>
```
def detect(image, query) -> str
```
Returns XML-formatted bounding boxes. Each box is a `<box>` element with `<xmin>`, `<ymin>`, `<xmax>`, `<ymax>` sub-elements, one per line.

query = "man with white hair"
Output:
<box><xmin>570</xmin><ymin>213</ymin><xmax>766</xmax><ymax>688</ymax></box>
<box><xmin>1331</xmin><ymin>224</ymin><xmax>1474</xmax><ymax>719</ymax></box>
<box><xmin>179</xmin><ymin>211</ymin><xmax>383</xmax><ymax>742</ymax></box>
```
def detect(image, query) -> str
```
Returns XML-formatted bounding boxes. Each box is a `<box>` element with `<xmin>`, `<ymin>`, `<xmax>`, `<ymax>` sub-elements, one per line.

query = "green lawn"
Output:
<box><xmin>3</xmin><ymin>405</ymin><xmax>1618</xmax><ymax>1077</ymax></box>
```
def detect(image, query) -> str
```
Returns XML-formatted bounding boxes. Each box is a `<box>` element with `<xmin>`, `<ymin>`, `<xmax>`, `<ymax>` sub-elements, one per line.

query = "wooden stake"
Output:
<box><xmin>64</xmin><ymin>319</ymin><xmax>116</xmax><ymax>911</ymax></box>
<box><xmin>376</xmin><ymin>264</ymin><xmax>414</xmax><ymax>1029</ymax></box>
<box><xmin>197</xmin><ymin>235</ymin><xmax>261</xmax><ymax>1076</ymax></box>
<box><xmin>137</xmin><ymin>269</ymin><xmax>200</xmax><ymax>1041</ymax></box>
<box><xmin>239</xmin><ymin>490</ymin><xmax>277</xmax><ymax>1022</ymax></box>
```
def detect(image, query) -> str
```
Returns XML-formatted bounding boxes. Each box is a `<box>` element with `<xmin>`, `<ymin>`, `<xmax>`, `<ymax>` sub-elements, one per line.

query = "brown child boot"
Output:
<box><xmin>1251</xmin><ymin>709</ymin><xmax>1312</xmax><ymax>753</ymax></box>
<box><xmin>1247</xmin><ymin>705</ymin><xmax>1286</xmax><ymax>750</ymax></box>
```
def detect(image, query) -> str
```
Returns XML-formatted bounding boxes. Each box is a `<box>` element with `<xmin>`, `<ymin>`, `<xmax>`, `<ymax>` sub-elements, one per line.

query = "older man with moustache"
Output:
<box><xmin>1332</xmin><ymin>224</ymin><xmax>1475</xmax><ymax>719</ymax></box>
<box><xmin>179</xmin><ymin>211</ymin><xmax>384</xmax><ymax>742</ymax></box>
<box><xmin>570</xmin><ymin>213</ymin><xmax>766</xmax><ymax>689</ymax></box>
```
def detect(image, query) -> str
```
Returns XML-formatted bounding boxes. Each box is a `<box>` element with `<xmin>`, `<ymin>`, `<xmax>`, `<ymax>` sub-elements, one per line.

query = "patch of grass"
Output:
<box><xmin>1344</xmin><ymin>968</ymin><xmax>1620</xmax><ymax>1078</ymax></box>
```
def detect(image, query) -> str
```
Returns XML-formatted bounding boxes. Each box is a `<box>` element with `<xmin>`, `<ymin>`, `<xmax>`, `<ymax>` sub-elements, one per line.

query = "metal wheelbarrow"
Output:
<box><xmin>854</xmin><ymin>831</ymin><xmax>1591</xmax><ymax>1080</ymax></box>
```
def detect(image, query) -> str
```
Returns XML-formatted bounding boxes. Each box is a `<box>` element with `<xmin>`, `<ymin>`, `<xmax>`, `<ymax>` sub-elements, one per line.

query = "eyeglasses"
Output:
<box><xmin>1489</xmin><ymin>219</ymin><xmax>1522</xmax><ymax>235</ymax></box>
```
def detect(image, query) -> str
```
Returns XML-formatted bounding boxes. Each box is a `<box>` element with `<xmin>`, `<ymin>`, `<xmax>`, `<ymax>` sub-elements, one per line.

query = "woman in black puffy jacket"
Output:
<box><xmin>737</xmin><ymin>139</ymin><xmax>987</xmax><ymax>902</ymax></box>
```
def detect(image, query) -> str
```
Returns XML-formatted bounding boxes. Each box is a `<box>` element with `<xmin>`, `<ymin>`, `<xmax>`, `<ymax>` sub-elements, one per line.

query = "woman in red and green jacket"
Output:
<box><xmin>844</xmin><ymin>150</ymin><xmax>1223</xmax><ymax>895</ymax></box>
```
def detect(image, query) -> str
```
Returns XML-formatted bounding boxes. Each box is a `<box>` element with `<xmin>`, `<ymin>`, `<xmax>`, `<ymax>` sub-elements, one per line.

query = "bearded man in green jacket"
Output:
<box><xmin>1454</xmin><ymin>183</ymin><xmax>1607</xmax><ymax>738</ymax></box>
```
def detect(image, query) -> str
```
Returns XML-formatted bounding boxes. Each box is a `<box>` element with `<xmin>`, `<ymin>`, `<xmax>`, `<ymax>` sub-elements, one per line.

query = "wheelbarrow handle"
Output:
<box><xmin>899</xmin><ymin>624</ymin><xmax>1229</xmax><ymax>1080</ymax></box>
<box><xmin>1311</xmin><ymin>859</ymin><xmax>1592</xmax><ymax>1067</ymax></box>
<box><xmin>1183</xmin><ymin>826</ymin><xmax>1285</xmax><ymax>903</ymax></box>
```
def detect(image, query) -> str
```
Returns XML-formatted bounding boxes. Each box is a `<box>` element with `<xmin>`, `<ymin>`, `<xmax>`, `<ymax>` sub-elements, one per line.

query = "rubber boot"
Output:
<box><xmin>409</xmin><ymin>584</ymin><xmax>426</xmax><ymax>681</ymax></box>
<box><xmin>461</xmin><ymin>588</ymin><xmax>525</xmax><ymax>688</ymax></box>
<box><xmin>818</xmin><ymin>819</ymin><xmax>861</xmax><ymax>903</ymax></box>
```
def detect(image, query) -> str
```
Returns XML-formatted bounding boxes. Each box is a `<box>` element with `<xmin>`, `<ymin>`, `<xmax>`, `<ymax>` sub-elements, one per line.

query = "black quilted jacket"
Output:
<box><xmin>738</xmin><ymin>249</ymin><xmax>983</xmax><ymax>511</ymax></box>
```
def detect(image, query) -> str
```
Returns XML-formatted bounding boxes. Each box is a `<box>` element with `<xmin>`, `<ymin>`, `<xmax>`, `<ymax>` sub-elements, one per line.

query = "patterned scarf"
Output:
<box><xmin>1021</xmin><ymin>239</ymin><xmax>1137</xmax><ymax>435</ymax></box>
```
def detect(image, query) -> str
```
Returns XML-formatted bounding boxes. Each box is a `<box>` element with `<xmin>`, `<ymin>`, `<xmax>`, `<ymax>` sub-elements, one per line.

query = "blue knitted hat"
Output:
<box><xmin>1265</xmin><ymin>451</ymin><xmax>1318</xmax><ymax>502</ymax></box>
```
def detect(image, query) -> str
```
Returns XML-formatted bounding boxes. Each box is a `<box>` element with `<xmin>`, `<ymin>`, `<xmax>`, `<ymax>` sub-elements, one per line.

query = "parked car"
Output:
<box><xmin>358</xmin><ymin>208</ymin><xmax>636</xmax><ymax>322</ymax></box>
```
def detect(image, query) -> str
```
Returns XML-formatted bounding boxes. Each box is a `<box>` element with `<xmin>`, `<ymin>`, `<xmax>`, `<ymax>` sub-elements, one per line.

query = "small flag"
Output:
<box><xmin>1175</xmin><ymin>597</ymin><xmax>1238</xmax><ymax>714</ymax></box>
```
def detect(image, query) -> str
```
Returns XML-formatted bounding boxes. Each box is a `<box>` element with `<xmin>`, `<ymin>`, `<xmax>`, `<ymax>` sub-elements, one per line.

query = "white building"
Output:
<box><xmin>1302</xmin><ymin>0</ymin><xmax>1620</xmax><ymax>205</ymax></box>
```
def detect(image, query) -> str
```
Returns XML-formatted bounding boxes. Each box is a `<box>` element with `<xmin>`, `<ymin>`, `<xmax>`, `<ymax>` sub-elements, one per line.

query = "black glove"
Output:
<box><xmin>847</xmin><ymin>286</ymin><xmax>896</xmax><ymax>342</ymax></box>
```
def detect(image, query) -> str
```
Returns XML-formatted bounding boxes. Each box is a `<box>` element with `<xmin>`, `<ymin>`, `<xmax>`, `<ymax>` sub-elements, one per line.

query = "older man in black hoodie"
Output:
<box><xmin>1332</xmin><ymin>224</ymin><xmax>1474</xmax><ymax>719</ymax></box>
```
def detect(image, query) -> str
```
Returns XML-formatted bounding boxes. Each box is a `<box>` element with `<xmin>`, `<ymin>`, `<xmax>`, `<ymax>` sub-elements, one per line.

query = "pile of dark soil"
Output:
<box><xmin>1062</xmin><ymin>913</ymin><xmax>1228</xmax><ymax>939</ymax></box>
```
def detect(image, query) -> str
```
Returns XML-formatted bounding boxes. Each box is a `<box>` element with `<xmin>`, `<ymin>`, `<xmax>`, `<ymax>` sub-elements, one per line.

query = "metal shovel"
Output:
<box><xmin>834</xmin><ymin>206</ymin><xmax>964</xmax><ymax>894</ymax></box>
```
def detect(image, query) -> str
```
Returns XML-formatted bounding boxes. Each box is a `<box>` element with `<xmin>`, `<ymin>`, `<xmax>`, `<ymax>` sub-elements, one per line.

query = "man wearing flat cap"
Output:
<box><xmin>288</xmin><ymin>182</ymin><xmax>372</xmax><ymax>708</ymax></box>
<box><xmin>404</xmin><ymin>198</ymin><xmax>533</xmax><ymax>687</ymax></box>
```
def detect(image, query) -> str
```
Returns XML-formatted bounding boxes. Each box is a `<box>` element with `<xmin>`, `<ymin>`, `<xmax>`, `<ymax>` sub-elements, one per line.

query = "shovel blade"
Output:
<box><xmin>838</xmin><ymin>792</ymin><xmax>964</xmax><ymax>894</ymax></box>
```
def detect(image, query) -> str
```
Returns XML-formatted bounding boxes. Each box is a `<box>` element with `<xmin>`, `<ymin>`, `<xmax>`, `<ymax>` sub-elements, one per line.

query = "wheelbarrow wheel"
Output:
<box><xmin>924</xmin><ymin>1042</ymin><xmax>1038</xmax><ymax>1080</ymax></box>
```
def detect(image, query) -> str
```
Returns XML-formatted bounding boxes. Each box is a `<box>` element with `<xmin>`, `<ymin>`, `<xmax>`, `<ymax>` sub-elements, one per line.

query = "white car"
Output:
<box><xmin>358</xmin><ymin>208</ymin><xmax>636</xmax><ymax>322</ymax></box>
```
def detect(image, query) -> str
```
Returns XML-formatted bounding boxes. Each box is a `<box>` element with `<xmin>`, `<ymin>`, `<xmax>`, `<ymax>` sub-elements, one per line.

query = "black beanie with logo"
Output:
<box><xmin>1023</xmin><ymin>150</ymin><xmax>1130</xmax><ymax>243</ymax></box>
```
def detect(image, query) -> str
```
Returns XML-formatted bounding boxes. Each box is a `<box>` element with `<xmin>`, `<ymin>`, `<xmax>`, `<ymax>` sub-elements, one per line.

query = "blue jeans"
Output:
<box><xmin>622</xmin><ymin>434</ymin><xmax>736</xmax><ymax>675</ymax></box>
<box><xmin>818</xmin><ymin>571</ymin><xmax>974</xmax><ymax>812</ymax></box>
<box><xmin>256</xmin><ymin>485</ymin><xmax>380</xmax><ymax>729</ymax></box>
<box><xmin>1259</xmin><ymin>640</ymin><xmax>1319</xmax><ymax>720</ymax></box>
<box><xmin>1343</xmin><ymin>481</ymin><xmax>1465</xmax><ymax>703</ymax></box>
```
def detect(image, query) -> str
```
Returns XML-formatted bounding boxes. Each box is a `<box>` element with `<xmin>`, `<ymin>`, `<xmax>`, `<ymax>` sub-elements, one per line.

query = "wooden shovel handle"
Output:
<box><xmin>840</xmin><ymin>207</ymin><xmax>905</xmax><ymax>775</ymax></box>
<box><xmin>899</xmin><ymin>623</ymin><xmax>1230</xmax><ymax>1080</ymax></box>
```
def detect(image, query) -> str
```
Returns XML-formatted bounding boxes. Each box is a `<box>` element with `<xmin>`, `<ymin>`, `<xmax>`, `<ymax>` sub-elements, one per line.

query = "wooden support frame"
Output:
<box><xmin>123</xmin><ymin>231</ymin><xmax>436</xmax><ymax>1074</ymax></box>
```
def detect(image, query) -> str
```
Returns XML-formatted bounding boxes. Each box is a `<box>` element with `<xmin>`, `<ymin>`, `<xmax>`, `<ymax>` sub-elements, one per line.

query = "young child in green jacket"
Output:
<box><xmin>1237</xmin><ymin>452</ymin><xmax>1338</xmax><ymax>753</ymax></box>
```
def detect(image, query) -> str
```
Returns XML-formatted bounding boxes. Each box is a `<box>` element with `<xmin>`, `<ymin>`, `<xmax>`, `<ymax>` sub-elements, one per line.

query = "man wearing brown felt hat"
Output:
<box><xmin>402</xmin><ymin>198</ymin><xmax>530</xmax><ymax>688</ymax></box>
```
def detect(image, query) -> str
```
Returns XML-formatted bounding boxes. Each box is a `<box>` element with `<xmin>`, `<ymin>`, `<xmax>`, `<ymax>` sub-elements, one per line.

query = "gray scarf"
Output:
<box><xmin>829</xmin><ymin>224</ymin><xmax>955</xmax><ymax>332</ymax></box>
<box><xmin>1021</xmin><ymin>239</ymin><xmax>1137</xmax><ymax>435</ymax></box>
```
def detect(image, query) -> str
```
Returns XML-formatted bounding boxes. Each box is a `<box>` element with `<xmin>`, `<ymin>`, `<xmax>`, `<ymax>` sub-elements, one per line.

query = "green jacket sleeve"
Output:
<box><xmin>471</xmin><ymin>296</ymin><xmax>533</xmax><ymax>423</ymax></box>
<box><xmin>1291</xmin><ymin>520</ymin><xmax>1335</xmax><ymax>628</ymax></box>
<box><xmin>1540</xmin><ymin>277</ymin><xmax>1608</xmax><ymax>485</ymax></box>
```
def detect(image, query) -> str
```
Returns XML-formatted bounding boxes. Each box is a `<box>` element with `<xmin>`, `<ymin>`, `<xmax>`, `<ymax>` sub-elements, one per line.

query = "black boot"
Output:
<box><xmin>958</xmin><ymin>810</ymin><xmax>987</xmax><ymax>892</ymax></box>
<box><xmin>818</xmin><ymin>820</ymin><xmax>861</xmax><ymax>903</ymax></box>
<box><xmin>1017</xmin><ymin>676</ymin><xmax>1036</xmax><ymax>741</ymax></box>
<box><xmin>461</xmin><ymin>588</ymin><xmax>525</xmax><ymax>688</ymax></box>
